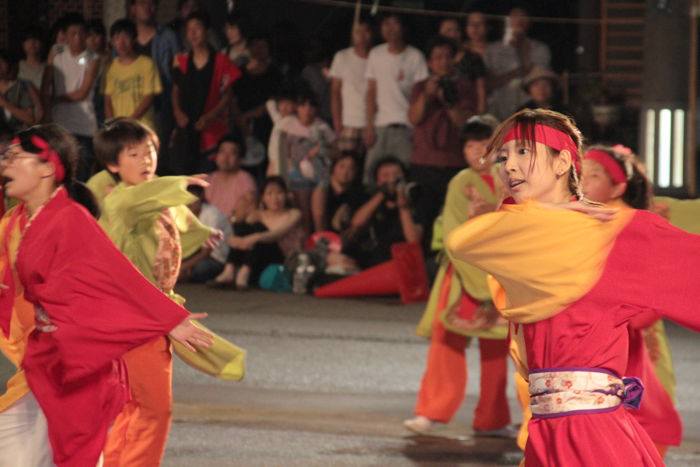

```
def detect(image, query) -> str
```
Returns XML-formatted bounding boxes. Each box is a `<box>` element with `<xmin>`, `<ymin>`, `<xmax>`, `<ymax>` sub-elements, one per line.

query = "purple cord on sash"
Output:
<box><xmin>621</xmin><ymin>376</ymin><xmax>644</xmax><ymax>409</ymax></box>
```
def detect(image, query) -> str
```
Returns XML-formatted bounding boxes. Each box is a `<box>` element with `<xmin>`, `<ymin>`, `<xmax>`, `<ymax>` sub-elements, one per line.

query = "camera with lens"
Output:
<box><xmin>438</xmin><ymin>76</ymin><xmax>460</xmax><ymax>107</ymax></box>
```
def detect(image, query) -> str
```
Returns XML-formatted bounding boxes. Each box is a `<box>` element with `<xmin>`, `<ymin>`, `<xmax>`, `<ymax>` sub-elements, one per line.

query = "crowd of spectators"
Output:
<box><xmin>0</xmin><ymin>3</ymin><xmax>569</xmax><ymax>293</ymax></box>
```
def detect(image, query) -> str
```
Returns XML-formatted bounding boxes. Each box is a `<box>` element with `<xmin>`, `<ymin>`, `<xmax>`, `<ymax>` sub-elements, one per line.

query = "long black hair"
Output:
<box><xmin>14</xmin><ymin>124</ymin><xmax>100</xmax><ymax>218</ymax></box>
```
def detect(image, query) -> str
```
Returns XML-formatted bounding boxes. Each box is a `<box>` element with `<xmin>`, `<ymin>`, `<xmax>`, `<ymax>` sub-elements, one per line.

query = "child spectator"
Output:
<box><xmin>0</xmin><ymin>49</ymin><xmax>43</xmax><ymax>136</ymax></box>
<box><xmin>204</xmin><ymin>134</ymin><xmax>257</xmax><ymax>218</ymax></box>
<box><xmin>224</xmin><ymin>14</ymin><xmax>251</xmax><ymax>68</ymax></box>
<box><xmin>266</xmin><ymin>90</ymin><xmax>297</xmax><ymax>177</ymax></box>
<box><xmin>17</xmin><ymin>28</ymin><xmax>46</xmax><ymax>90</ymax></box>
<box><xmin>311</xmin><ymin>151</ymin><xmax>365</xmax><ymax>234</ymax></box>
<box><xmin>181</xmin><ymin>185</ymin><xmax>232</xmax><ymax>282</ymax></box>
<box><xmin>209</xmin><ymin>176</ymin><xmax>303</xmax><ymax>289</ymax></box>
<box><xmin>172</xmin><ymin>11</ymin><xmax>241</xmax><ymax>174</ymax></box>
<box><xmin>92</xmin><ymin>118</ymin><xmax>218</xmax><ymax>466</ymax></box>
<box><xmin>278</xmin><ymin>93</ymin><xmax>336</xmax><ymax>231</ymax></box>
<box><xmin>48</xmin><ymin>13</ymin><xmax>99</xmax><ymax>181</ymax></box>
<box><xmin>104</xmin><ymin>18</ymin><xmax>163</xmax><ymax>132</ymax></box>
<box><xmin>345</xmin><ymin>156</ymin><xmax>423</xmax><ymax>269</ymax></box>
<box><xmin>127</xmin><ymin>0</ymin><xmax>180</xmax><ymax>162</ymax></box>
<box><xmin>364</xmin><ymin>14</ymin><xmax>428</xmax><ymax>182</ymax></box>
<box><xmin>329</xmin><ymin>19</ymin><xmax>372</xmax><ymax>158</ymax></box>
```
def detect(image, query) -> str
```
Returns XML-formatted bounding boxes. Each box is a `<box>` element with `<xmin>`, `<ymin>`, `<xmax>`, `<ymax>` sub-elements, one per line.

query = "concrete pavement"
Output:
<box><xmin>165</xmin><ymin>285</ymin><xmax>700</xmax><ymax>466</ymax></box>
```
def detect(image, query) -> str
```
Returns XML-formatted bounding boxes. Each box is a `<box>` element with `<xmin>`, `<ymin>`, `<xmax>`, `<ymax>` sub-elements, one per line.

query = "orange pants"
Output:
<box><xmin>104</xmin><ymin>336</ymin><xmax>173</xmax><ymax>467</ymax></box>
<box><xmin>415</xmin><ymin>298</ymin><xmax>510</xmax><ymax>430</ymax></box>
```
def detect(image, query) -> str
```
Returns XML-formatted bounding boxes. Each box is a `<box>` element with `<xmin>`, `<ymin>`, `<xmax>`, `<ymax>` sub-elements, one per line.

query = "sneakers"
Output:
<box><xmin>473</xmin><ymin>424</ymin><xmax>519</xmax><ymax>439</ymax></box>
<box><xmin>403</xmin><ymin>416</ymin><xmax>439</xmax><ymax>434</ymax></box>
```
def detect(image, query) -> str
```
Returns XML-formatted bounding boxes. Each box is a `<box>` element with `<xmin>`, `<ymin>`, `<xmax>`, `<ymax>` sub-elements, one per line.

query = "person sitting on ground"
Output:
<box><xmin>204</xmin><ymin>134</ymin><xmax>257</xmax><ymax>218</ymax></box>
<box><xmin>180</xmin><ymin>185</ymin><xmax>232</xmax><ymax>283</ymax></box>
<box><xmin>344</xmin><ymin>156</ymin><xmax>423</xmax><ymax>269</ymax></box>
<box><xmin>208</xmin><ymin>176</ymin><xmax>303</xmax><ymax>289</ymax></box>
<box><xmin>311</xmin><ymin>151</ymin><xmax>366</xmax><ymax>235</ymax></box>
<box><xmin>518</xmin><ymin>66</ymin><xmax>569</xmax><ymax>115</ymax></box>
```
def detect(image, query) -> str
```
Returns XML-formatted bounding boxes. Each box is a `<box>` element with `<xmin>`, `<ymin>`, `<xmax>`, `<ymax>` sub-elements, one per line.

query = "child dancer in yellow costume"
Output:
<box><xmin>405</xmin><ymin>119</ymin><xmax>514</xmax><ymax>437</ymax></box>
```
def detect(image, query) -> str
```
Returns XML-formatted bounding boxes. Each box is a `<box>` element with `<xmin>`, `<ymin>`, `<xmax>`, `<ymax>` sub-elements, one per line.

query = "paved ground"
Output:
<box><xmin>164</xmin><ymin>285</ymin><xmax>700</xmax><ymax>466</ymax></box>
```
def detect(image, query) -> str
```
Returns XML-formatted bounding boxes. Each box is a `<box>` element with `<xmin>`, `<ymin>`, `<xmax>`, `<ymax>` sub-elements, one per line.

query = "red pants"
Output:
<box><xmin>104</xmin><ymin>336</ymin><xmax>173</xmax><ymax>467</ymax></box>
<box><xmin>415</xmin><ymin>294</ymin><xmax>510</xmax><ymax>430</ymax></box>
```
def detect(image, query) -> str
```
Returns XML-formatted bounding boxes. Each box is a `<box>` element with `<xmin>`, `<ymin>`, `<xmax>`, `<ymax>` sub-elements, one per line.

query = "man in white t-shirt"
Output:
<box><xmin>49</xmin><ymin>13</ymin><xmax>99</xmax><ymax>181</ymax></box>
<box><xmin>364</xmin><ymin>14</ymin><xmax>428</xmax><ymax>183</ymax></box>
<box><xmin>329</xmin><ymin>19</ymin><xmax>372</xmax><ymax>157</ymax></box>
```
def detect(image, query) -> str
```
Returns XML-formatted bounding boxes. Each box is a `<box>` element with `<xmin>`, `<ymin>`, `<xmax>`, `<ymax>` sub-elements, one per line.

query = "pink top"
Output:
<box><xmin>205</xmin><ymin>170</ymin><xmax>257</xmax><ymax>218</ymax></box>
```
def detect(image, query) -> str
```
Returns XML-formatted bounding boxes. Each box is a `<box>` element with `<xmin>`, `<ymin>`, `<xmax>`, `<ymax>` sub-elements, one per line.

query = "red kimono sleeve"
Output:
<box><xmin>607</xmin><ymin>211</ymin><xmax>700</xmax><ymax>332</ymax></box>
<box><xmin>24</xmin><ymin>204</ymin><xmax>189</xmax><ymax>383</ymax></box>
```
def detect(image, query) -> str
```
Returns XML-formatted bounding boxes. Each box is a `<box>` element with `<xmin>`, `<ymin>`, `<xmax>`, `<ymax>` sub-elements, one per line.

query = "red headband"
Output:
<box><xmin>584</xmin><ymin>149</ymin><xmax>627</xmax><ymax>185</ymax></box>
<box><xmin>502</xmin><ymin>123</ymin><xmax>580</xmax><ymax>171</ymax></box>
<box><xmin>11</xmin><ymin>135</ymin><xmax>66</xmax><ymax>183</ymax></box>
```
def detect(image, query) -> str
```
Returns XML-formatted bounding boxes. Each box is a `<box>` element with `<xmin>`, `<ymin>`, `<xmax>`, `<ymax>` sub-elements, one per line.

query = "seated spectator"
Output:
<box><xmin>205</xmin><ymin>134</ymin><xmax>257</xmax><ymax>218</ymax></box>
<box><xmin>329</xmin><ymin>19</ymin><xmax>372</xmax><ymax>159</ymax></box>
<box><xmin>364</xmin><ymin>14</ymin><xmax>428</xmax><ymax>182</ymax></box>
<box><xmin>518</xmin><ymin>66</ymin><xmax>569</xmax><ymax>115</ymax></box>
<box><xmin>224</xmin><ymin>14</ymin><xmax>251</xmax><ymax>68</ymax></box>
<box><xmin>87</xmin><ymin>19</ymin><xmax>109</xmax><ymax>126</ymax></box>
<box><xmin>345</xmin><ymin>156</ymin><xmax>423</xmax><ymax>269</ymax></box>
<box><xmin>0</xmin><ymin>49</ymin><xmax>43</xmax><ymax>137</ymax></box>
<box><xmin>172</xmin><ymin>11</ymin><xmax>241</xmax><ymax>174</ymax></box>
<box><xmin>104</xmin><ymin>19</ymin><xmax>163</xmax><ymax>132</ymax></box>
<box><xmin>48</xmin><ymin>13</ymin><xmax>100</xmax><ymax>181</ymax></box>
<box><xmin>278</xmin><ymin>93</ymin><xmax>336</xmax><ymax>231</ymax></box>
<box><xmin>180</xmin><ymin>185</ymin><xmax>232</xmax><ymax>283</ymax></box>
<box><xmin>208</xmin><ymin>176</ymin><xmax>303</xmax><ymax>289</ymax></box>
<box><xmin>408</xmin><ymin>36</ymin><xmax>477</xmax><ymax>249</ymax></box>
<box><xmin>266</xmin><ymin>90</ymin><xmax>297</xmax><ymax>177</ymax></box>
<box><xmin>484</xmin><ymin>6</ymin><xmax>550</xmax><ymax>120</ymax></box>
<box><xmin>17</xmin><ymin>28</ymin><xmax>46</xmax><ymax>90</ymax></box>
<box><xmin>311</xmin><ymin>152</ymin><xmax>365</xmax><ymax>234</ymax></box>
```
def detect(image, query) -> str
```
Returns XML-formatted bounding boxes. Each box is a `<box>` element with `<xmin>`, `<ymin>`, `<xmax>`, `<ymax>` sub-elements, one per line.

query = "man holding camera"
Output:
<box><xmin>345</xmin><ymin>156</ymin><xmax>423</xmax><ymax>269</ymax></box>
<box><xmin>408</xmin><ymin>36</ymin><xmax>477</xmax><ymax>249</ymax></box>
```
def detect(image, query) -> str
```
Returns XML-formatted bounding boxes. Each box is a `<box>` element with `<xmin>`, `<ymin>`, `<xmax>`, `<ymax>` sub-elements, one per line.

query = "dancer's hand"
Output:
<box><xmin>169</xmin><ymin>313</ymin><xmax>214</xmax><ymax>352</ymax></box>
<box><xmin>187</xmin><ymin>174</ymin><xmax>210</xmax><ymax>188</ymax></box>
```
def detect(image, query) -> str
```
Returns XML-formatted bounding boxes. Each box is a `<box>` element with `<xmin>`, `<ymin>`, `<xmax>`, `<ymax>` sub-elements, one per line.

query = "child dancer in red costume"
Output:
<box><xmin>0</xmin><ymin>124</ymin><xmax>212</xmax><ymax>467</ymax></box>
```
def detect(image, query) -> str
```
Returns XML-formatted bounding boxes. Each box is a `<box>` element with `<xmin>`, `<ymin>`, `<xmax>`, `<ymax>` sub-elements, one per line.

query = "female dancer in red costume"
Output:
<box><xmin>0</xmin><ymin>124</ymin><xmax>212</xmax><ymax>467</ymax></box>
<box><xmin>447</xmin><ymin>109</ymin><xmax>700</xmax><ymax>466</ymax></box>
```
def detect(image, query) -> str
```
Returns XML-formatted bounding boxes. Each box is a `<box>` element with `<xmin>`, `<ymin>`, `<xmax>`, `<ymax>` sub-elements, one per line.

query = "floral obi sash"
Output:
<box><xmin>529</xmin><ymin>368</ymin><xmax>644</xmax><ymax>419</ymax></box>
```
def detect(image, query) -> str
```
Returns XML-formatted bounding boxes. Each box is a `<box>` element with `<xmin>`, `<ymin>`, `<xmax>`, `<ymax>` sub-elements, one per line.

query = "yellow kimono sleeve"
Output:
<box><xmin>172</xmin><ymin>322</ymin><xmax>246</xmax><ymax>381</ymax></box>
<box><xmin>446</xmin><ymin>202</ymin><xmax>632</xmax><ymax>323</ymax></box>
<box><xmin>654</xmin><ymin>196</ymin><xmax>700</xmax><ymax>234</ymax></box>
<box><xmin>86</xmin><ymin>170</ymin><xmax>117</xmax><ymax>210</ymax></box>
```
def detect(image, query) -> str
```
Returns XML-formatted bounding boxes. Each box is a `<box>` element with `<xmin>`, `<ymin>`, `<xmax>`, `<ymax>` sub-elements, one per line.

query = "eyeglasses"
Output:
<box><xmin>0</xmin><ymin>151</ymin><xmax>39</xmax><ymax>164</ymax></box>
